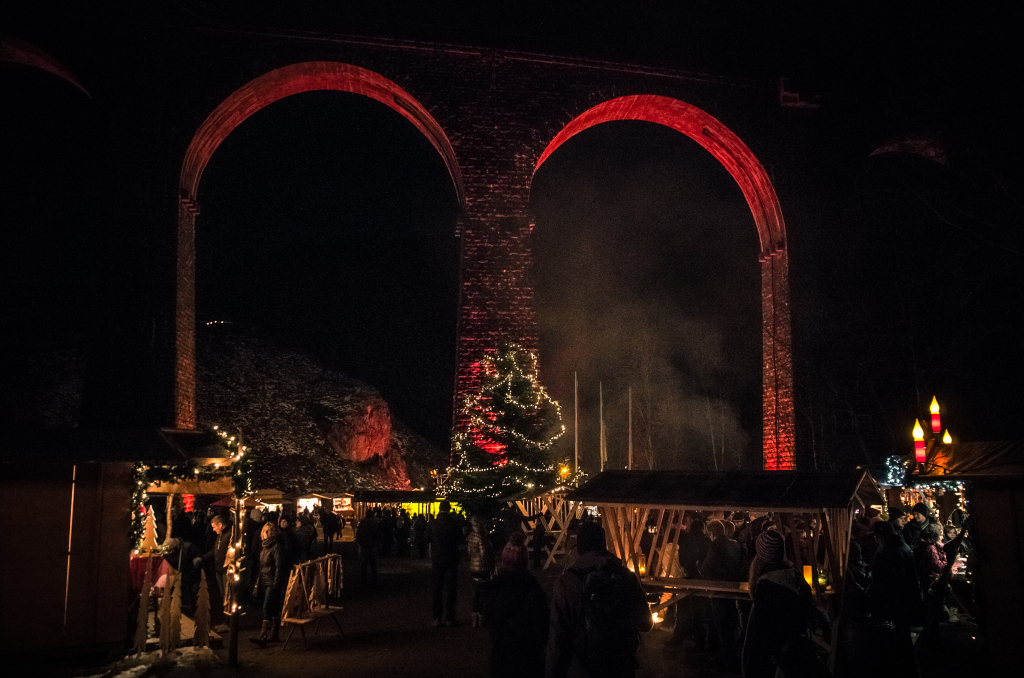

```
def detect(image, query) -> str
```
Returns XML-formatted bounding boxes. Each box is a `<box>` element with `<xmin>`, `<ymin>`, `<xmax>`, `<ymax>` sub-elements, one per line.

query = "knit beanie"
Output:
<box><xmin>577</xmin><ymin>521</ymin><xmax>607</xmax><ymax>553</ymax></box>
<box><xmin>911</xmin><ymin>502</ymin><xmax>930</xmax><ymax>517</ymax></box>
<box><xmin>755</xmin><ymin>529</ymin><xmax>785</xmax><ymax>564</ymax></box>
<box><xmin>501</xmin><ymin>540</ymin><xmax>528</xmax><ymax>571</ymax></box>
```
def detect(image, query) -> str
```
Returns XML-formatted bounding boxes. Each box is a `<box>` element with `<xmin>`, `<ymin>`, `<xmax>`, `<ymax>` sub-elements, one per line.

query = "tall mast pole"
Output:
<box><xmin>574</xmin><ymin>372</ymin><xmax>579</xmax><ymax>475</ymax></box>
<box><xmin>599</xmin><ymin>382</ymin><xmax>606</xmax><ymax>471</ymax></box>
<box><xmin>628</xmin><ymin>387</ymin><xmax>633</xmax><ymax>470</ymax></box>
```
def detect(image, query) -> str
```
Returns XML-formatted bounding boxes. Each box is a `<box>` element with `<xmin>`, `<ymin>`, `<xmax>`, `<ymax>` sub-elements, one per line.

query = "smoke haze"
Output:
<box><xmin>531</xmin><ymin>121</ymin><xmax>762</xmax><ymax>472</ymax></box>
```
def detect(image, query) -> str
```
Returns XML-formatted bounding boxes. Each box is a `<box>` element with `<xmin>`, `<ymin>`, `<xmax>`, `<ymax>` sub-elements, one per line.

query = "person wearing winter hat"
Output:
<box><xmin>887</xmin><ymin>506</ymin><xmax>908</xmax><ymax>528</ymax></box>
<box><xmin>480</xmin><ymin>540</ymin><xmax>548</xmax><ymax>678</ymax></box>
<box><xmin>903</xmin><ymin>502</ymin><xmax>936</xmax><ymax>550</ymax></box>
<box><xmin>742</xmin><ymin>529</ymin><xmax>816</xmax><ymax>678</ymax></box>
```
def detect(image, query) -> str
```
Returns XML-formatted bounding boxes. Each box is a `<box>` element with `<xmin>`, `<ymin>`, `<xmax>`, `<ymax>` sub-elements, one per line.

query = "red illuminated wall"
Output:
<box><xmin>171</xmin><ymin>44</ymin><xmax>796</xmax><ymax>470</ymax></box>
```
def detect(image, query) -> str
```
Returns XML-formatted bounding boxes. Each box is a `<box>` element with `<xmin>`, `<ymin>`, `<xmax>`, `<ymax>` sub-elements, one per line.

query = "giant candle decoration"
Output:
<box><xmin>930</xmin><ymin>397</ymin><xmax>941</xmax><ymax>433</ymax></box>
<box><xmin>914</xmin><ymin>419</ymin><xmax>926</xmax><ymax>463</ymax></box>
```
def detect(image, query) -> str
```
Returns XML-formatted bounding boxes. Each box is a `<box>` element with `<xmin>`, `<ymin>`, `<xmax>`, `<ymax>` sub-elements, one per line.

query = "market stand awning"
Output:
<box><xmin>919</xmin><ymin>440</ymin><xmax>1024</xmax><ymax>481</ymax></box>
<box><xmin>353</xmin><ymin>490</ymin><xmax>435</xmax><ymax>504</ymax></box>
<box><xmin>564</xmin><ymin>469</ymin><xmax>881</xmax><ymax>511</ymax></box>
<box><xmin>0</xmin><ymin>427</ymin><xmax>229</xmax><ymax>465</ymax></box>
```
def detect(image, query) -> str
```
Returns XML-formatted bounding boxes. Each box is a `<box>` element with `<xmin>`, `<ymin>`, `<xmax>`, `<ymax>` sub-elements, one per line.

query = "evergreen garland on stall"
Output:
<box><xmin>444</xmin><ymin>341</ymin><xmax>564</xmax><ymax>498</ymax></box>
<box><xmin>130</xmin><ymin>425</ymin><xmax>255</xmax><ymax>549</ymax></box>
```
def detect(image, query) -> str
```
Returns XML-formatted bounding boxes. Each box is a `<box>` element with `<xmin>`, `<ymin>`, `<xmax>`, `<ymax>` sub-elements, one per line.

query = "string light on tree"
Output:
<box><xmin>444</xmin><ymin>341</ymin><xmax>565</xmax><ymax>498</ymax></box>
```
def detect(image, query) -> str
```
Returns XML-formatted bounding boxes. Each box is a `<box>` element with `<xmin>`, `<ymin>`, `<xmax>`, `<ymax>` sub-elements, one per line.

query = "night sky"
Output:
<box><xmin>3</xmin><ymin>2</ymin><xmax>1022</xmax><ymax>468</ymax></box>
<box><xmin>198</xmin><ymin>92</ymin><xmax>461</xmax><ymax>448</ymax></box>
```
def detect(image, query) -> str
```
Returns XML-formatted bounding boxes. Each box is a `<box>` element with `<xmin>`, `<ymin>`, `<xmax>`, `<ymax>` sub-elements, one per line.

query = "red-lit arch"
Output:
<box><xmin>174</xmin><ymin>62</ymin><xmax>464</xmax><ymax>428</ymax></box>
<box><xmin>533</xmin><ymin>95</ymin><xmax>795</xmax><ymax>469</ymax></box>
<box><xmin>0</xmin><ymin>36</ymin><xmax>91</xmax><ymax>97</ymax></box>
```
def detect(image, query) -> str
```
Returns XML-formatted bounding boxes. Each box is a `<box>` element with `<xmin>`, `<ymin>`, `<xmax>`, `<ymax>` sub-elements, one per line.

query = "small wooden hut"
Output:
<box><xmin>565</xmin><ymin>470</ymin><xmax>881</xmax><ymax>624</ymax></box>
<box><xmin>0</xmin><ymin>427</ymin><xmax>221</xmax><ymax>659</ymax></box>
<box><xmin>912</xmin><ymin>440</ymin><xmax>1024</xmax><ymax>676</ymax></box>
<box><xmin>505</xmin><ymin>486</ymin><xmax>585</xmax><ymax>569</ymax></box>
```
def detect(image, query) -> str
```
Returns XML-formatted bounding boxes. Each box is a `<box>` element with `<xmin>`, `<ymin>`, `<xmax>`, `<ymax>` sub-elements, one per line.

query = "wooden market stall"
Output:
<box><xmin>910</xmin><ymin>440</ymin><xmax>1024</xmax><ymax>677</ymax></box>
<box><xmin>0</xmin><ymin>427</ymin><xmax>221</xmax><ymax>659</ymax></box>
<box><xmin>352</xmin><ymin>489</ymin><xmax>436</xmax><ymax>521</ymax></box>
<box><xmin>505</xmin><ymin>486</ymin><xmax>585</xmax><ymax>569</ymax></box>
<box><xmin>564</xmin><ymin>470</ymin><xmax>882</xmax><ymax>620</ymax></box>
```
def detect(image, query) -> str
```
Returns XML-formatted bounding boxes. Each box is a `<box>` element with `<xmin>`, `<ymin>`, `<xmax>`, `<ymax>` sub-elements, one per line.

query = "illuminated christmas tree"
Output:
<box><xmin>446</xmin><ymin>341</ymin><xmax>564</xmax><ymax>497</ymax></box>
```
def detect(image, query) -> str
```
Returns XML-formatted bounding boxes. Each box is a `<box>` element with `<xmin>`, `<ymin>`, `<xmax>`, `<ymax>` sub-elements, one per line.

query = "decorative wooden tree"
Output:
<box><xmin>158</xmin><ymin>575</ymin><xmax>173</xmax><ymax>655</ymax></box>
<box><xmin>141</xmin><ymin>510</ymin><xmax>159</xmax><ymax>552</ymax></box>
<box><xmin>311</xmin><ymin>562</ymin><xmax>327</xmax><ymax>610</ymax></box>
<box><xmin>194</xmin><ymin>570</ymin><xmax>210</xmax><ymax>648</ymax></box>
<box><xmin>133</xmin><ymin>557</ymin><xmax>153</xmax><ymax>655</ymax></box>
<box><xmin>169</xmin><ymin>572</ymin><xmax>182</xmax><ymax>652</ymax></box>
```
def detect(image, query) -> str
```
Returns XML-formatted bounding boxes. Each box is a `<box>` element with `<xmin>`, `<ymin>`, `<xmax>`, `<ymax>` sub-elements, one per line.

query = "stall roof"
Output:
<box><xmin>920</xmin><ymin>441</ymin><xmax>1024</xmax><ymax>481</ymax></box>
<box><xmin>501</xmin><ymin>485</ymin><xmax>575</xmax><ymax>503</ymax></box>
<box><xmin>564</xmin><ymin>470</ymin><xmax>881</xmax><ymax>511</ymax></box>
<box><xmin>353</xmin><ymin>490</ymin><xmax>435</xmax><ymax>504</ymax></box>
<box><xmin>0</xmin><ymin>427</ymin><xmax>228</xmax><ymax>464</ymax></box>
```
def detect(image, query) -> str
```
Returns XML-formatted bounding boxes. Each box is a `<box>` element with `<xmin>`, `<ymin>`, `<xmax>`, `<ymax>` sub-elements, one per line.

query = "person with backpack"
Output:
<box><xmin>482</xmin><ymin>538</ymin><xmax>549</xmax><ymax>677</ymax></box>
<box><xmin>547</xmin><ymin>521</ymin><xmax>653</xmax><ymax>678</ymax></box>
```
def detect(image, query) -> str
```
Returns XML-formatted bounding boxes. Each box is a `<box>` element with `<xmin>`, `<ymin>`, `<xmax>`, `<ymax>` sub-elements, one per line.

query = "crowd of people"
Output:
<box><xmin>143</xmin><ymin>502</ymin><xmax>347</xmax><ymax>646</ymax></box>
<box><xmin>143</xmin><ymin>496</ymin><xmax>971</xmax><ymax>677</ymax></box>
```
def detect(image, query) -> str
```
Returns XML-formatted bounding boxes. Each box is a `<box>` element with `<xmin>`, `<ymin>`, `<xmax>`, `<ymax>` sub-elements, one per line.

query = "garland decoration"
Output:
<box><xmin>130</xmin><ymin>425</ymin><xmax>255</xmax><ymax>550</ymax></box>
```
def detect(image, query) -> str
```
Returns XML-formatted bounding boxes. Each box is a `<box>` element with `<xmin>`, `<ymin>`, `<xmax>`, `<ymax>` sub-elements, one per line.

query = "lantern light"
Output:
<box><xmin>913</xmin><ymin>420</ymin><xmax>926</xmax><ymax>463</ymax></box>
<box><xmin>930</xmin><ymin>397</ymin><xmax>941</xmax><ymax>433</ymax></box>
<box><xmin>943</xmin><ymin>430</ymin><xmax>952</xmax><ymax>444</ymax></box>
<box><xmin>803</xmin><ymin>565</ymin><xmax>813</xmax><ymax>587</ymax></box>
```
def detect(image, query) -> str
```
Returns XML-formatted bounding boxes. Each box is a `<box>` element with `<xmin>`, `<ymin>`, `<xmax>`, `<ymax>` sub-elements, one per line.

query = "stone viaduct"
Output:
<box><xmin>5</xmin><ymin>24</ymin><xmax>796</xmax><ymax>469</ymax></box>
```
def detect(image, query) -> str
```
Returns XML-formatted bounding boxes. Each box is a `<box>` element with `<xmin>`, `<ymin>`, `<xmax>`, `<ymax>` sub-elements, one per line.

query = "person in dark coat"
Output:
<box><xmin>413</xmin><ymin>513</ymin><xmax>428</xmax><ymax>558</ymax></box>
<box><xmin>546</xmin><ymin>521</ymin><xmax>652</xmax><ymax>678</ymax></box>
<box><xmin>868</xmin><ymin>520</ymin><xmax>922</xmax><ymax>677</ymax></box>
<box><xmin>249</xmin><ymin>522</ymin><xmax>290</xmax><ymax>647</ymax></box>
<box><xmin>903</xmin><ymin>502</ymin><xmax>936</xmax><ymax>550</ymax></box>
<box><xmin>531</xmin><ymin>519</ymin><xmax>547</xmax><ymax>569</ymax></box>
<box><xmin>481</xmin><ymin>539</ymin><xmax>549</xmax><ymax>678</ymax></box>
<box><xmin>162</xmin><ymin>537</ymin><xmax>203</xmax><ymax>618</ymax></box>
<box><xmin>741</xmin><ymin>530</ymin><xmax>817</xmax><ymax>678</ymax></box>
<box><xmin>320</xmin><ymin>507</ymin><xmax>339</xmax><ymax>554</ymax></box>
<box><xmin>395</xmin><ymin>509</ymin><xmax>412</xmax><ymax>557</ymax></box>
<box><xmin>670</xmin><ymin>514</ymin><xmax>713</xmax><ymax>647</ymax></box>
<box><xmin>468</xmin><ymin>514</ymin><xmax>495</xmax><ymax>627</ymax></box>
<box><xmin>698</xmin><ymin>519</ymin><xmax>745</xmax><ymax>669</ymax></box>
<box><xmin>428</xmin><ymin>501</ymin><xmax>463</xmax><ymax>626</ymax></box>
<box><xmin>356</xmin><ymin>510</ymin><xmax>381</xmax><ymax>587</ymax></box>
<box><xmin>379</xmin><ymin>509</ymin><xmax>396</xmax><ymax>557</ymax></box>
<box><xmin>843</xmin><ymin>539</ymin><xmax>872</xmax><ymax>618</ymax></box>
<box><xmin>278</xmin><ymin>514</ymin><xmax>297</xmax><ymax>563</ymax></box>
<box><xmin>200</xmin><ymin>514</ymin><xmax>232</xmax><ymax>625</ymax></box>
<box><xmin>293</xmin><ymin>514</ymin><xmax>316</xmax><ymax>564</ymax></box>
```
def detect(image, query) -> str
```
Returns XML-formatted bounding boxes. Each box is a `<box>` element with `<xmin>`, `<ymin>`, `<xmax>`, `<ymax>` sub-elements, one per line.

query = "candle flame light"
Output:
<box><xmin>943</xmin><ymin>430</ymin><xmax>952</xmax><ymax>444</ymax></box>
<box><xmin>930</xmin><ymin>396</ymin><xmax>941</xmax><ymax>433</ymax></box>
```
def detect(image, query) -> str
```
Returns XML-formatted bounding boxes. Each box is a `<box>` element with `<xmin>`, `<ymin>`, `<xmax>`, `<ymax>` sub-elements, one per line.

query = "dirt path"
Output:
<box><xmin>222</xmin><ymin>543</ymin><xmax>736</xmax><ymax>678</ymax></box>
